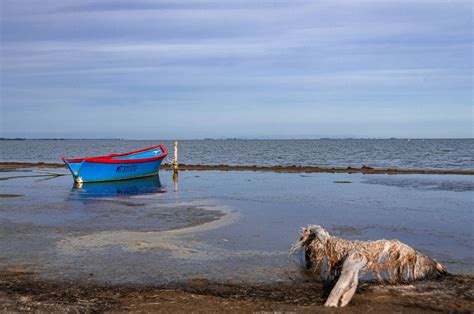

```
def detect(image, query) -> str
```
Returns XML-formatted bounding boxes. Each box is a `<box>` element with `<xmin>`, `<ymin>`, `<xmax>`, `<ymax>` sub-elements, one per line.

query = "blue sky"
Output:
<box><xmin>0</xmin><ymin>0</ymin><xmax>472</xmax><ymax>139</ymax></box>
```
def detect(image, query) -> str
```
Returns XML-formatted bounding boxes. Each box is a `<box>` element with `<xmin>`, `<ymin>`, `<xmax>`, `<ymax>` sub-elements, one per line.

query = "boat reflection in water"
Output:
<box><xmin>70</xmin><ymin>175</ymin><xmax>164</xmax><ymax>199</ymax></box>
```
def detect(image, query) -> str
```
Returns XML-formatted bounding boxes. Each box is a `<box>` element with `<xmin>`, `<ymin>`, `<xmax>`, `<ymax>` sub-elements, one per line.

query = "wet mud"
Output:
<box><xmin>1</xmin><ymin>270</ymin><xmax>472</xmax><ymax>313</ymax></box>
<box><xmin>2</xmin><ymin>162</ymin><xmax>473</xmax><ymax>175</ymax></box>
<box><xmin>58</xmin><ymin>201</ymin><xmax>237</xmax><ymax>256</ymax></box>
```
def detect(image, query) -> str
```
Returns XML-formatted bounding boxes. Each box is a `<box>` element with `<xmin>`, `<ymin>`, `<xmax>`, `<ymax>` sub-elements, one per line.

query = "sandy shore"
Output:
<box><xmin>1</xmin><ymin>161</ymin><xmax>473</xmax><ymax>175</ymax></box>
<box><xmin>1</xmin><ymin>270</ymin><xmax>472</xmax><ymax>313</ymax></box>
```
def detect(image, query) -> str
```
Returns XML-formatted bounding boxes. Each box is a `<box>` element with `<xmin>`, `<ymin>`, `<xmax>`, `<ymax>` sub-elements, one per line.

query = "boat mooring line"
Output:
<box><xmin>33</xmin><ymin>170</ymin><xmax>67</xmax><ymax>176</ymax></box>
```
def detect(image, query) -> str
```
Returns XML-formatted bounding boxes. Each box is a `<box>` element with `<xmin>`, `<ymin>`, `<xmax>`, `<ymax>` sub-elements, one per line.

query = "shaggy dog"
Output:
<box><xmin>291</xmin><ymin>225</ymin><xmax>447</xmax><ymax>307</ymax></box>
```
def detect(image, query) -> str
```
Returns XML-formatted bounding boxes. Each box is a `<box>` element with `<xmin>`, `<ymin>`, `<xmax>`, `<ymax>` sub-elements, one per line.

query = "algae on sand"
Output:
<box><xmin>0</xmin><ymin>194</ymin><xmax>22</xmax><ymax>198</ymax></box>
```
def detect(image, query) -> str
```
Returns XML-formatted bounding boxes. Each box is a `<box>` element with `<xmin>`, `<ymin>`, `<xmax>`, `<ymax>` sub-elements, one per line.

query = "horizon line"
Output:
<box><xmin>1</xmin><ymin>137</ymin><xmax>473</xmax><ymax>141</ymax></box>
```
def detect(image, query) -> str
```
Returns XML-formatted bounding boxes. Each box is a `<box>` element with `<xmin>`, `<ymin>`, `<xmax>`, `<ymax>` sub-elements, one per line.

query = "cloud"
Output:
<box><xmin>0</xmin><ymin>0</ymin><xmax>472</xmax><ymax>138</ymax></box>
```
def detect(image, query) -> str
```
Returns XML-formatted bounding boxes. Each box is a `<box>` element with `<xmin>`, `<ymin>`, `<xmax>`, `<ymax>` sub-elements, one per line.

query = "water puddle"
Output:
<box><xmin>363</xmin><ymin>176</ymin><xmax>474</xmax><ymax>192</ymax></box>
<box><xmin>0</xmin><ymin>169</ymin><xmax>472</xmax><ymax>285</ymax></box>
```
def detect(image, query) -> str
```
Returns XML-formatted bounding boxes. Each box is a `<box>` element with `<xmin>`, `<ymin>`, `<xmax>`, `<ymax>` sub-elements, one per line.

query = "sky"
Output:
<box><xmin>0</xmin><ymin>0</ymin><xmax>472</xmax><ymax>139</ymax></box>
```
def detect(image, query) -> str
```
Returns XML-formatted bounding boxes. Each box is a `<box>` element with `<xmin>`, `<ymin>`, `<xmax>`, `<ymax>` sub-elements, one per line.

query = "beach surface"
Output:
<box><xmin>1</xmin><ymin>164</ymin><xmax>473</xmax><ymax>311</ymax></box>
<box><xmin>1</xmin><ymin>270</ymin><xmax>472</xmax><ymax>312</ymax></box>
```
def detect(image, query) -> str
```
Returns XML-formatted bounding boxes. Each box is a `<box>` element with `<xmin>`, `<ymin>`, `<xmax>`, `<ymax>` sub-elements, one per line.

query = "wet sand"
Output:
<box><xmin>1</xmin><ymin>270</ymin><xmax>472</xmax><ymax>312</ymax></box>
<box><xmin>2</xmin><ymin>161</ymin><xmax>474</xmax><ymax>175</ymax></box>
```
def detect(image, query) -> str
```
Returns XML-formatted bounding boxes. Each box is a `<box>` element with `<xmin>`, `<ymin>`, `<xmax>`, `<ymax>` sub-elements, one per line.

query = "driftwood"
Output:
<box><xmin>291</xmin><ymin>225</ymin><xmax>448</xmax><ymax>307</ymax></box>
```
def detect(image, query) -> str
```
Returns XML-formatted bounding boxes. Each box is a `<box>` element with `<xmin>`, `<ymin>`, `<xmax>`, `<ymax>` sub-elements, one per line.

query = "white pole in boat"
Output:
<box><xmin>173</xmin><ymin>141</ymin><xmax>179</xmax><ymax>172</ymax></box>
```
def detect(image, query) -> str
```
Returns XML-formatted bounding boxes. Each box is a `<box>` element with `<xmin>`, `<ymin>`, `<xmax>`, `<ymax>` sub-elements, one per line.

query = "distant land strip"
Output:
<box><xmin>1</xmin><ymin>162</ymin><xmax>473</xmax><ymax>175</ymax></box>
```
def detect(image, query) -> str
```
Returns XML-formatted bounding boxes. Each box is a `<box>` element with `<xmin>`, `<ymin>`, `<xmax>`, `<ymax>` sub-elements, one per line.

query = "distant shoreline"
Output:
<box><xmin>1</xmin><ymin>162</ymin><xmax>473</xmax><ymax>175</ymax></box>
<box><xmin>1</xmin><ymin>138</ymin><xmax>473</xmax><ymax>141</ymax></box>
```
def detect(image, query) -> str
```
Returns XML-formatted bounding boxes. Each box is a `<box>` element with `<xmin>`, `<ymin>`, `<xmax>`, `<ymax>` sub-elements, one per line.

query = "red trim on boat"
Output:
<box><xmin>62</xmin><ymin>144</ymin><xmax>168</xmax><ymax>164</ymax></box>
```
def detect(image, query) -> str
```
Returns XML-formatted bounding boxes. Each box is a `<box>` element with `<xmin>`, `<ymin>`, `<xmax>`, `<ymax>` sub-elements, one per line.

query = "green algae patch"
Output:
<box><xmin>0</xmin><ymin>194</ymin><xmax>22</xmax><ymax>198</ymax></box>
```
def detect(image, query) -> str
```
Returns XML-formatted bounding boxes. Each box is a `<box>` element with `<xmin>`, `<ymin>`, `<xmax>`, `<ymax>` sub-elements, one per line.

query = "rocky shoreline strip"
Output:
<box><xmin>1</xmin><ymin>271</ymin><xmax>472</xmax><ymax>312</ymax></box>
<box><xmin>1</xmin><ymin>162</ymin><xmax>473</xmax><ymax>175</ymax></box>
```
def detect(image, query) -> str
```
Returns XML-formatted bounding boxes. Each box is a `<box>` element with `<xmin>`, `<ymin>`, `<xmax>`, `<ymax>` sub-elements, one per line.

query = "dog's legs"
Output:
<box><xmin>324</xmin><ymin>252</ymin><xmax>367</xmax><ymax>307</ymax></box>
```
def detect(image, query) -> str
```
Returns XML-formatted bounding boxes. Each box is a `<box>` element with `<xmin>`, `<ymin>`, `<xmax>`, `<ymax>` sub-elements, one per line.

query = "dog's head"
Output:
<box><xmin>290</xmin><ymin>225</ymin><xmax>330</xmax><ymax>254</ymax></box>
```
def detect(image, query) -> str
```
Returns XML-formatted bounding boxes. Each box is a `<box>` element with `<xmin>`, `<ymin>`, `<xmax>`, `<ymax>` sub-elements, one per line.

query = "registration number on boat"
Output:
<box><xmin>116</xmin><ymin>165</ymin><xmax>137</xmax><ymax>173</ymax></box>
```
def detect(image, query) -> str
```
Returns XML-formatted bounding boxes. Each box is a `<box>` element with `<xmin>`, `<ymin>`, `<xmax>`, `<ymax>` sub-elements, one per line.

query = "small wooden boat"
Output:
<box><xmin>62</xmin><ymin>144</ymin><xmax>168</xmax><ymax>183</ymax></box>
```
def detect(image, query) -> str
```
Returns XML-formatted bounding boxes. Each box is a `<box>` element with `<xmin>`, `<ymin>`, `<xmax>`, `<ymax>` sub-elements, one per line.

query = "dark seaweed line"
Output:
<box><xmin>1</xmin><ymin>162</ymin><xmax>473</xmax><ymax>175</ymax></box>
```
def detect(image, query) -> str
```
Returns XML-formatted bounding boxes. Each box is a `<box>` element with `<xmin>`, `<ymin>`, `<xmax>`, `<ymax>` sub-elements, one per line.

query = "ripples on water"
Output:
<box><xmin>0</xmin><ymin>139</ymin><xmax>473</xmax><ymax>170</ymax></box>
<box><xmin>363</xmin><ymin>177</ymin><xmax>474</xmax><ymax>192</ymax></box>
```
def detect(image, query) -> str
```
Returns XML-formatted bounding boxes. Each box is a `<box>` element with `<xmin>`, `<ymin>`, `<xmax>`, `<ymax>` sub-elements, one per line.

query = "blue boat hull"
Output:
<box><xmin>62</xmin><ymin>144</ymin><xmax>168</xmax><ymax>183</ymax></box>
<box><xmin>64</xmin><ymin>159</ymin><xmax>164</xmax><ymax>183</ymax></box>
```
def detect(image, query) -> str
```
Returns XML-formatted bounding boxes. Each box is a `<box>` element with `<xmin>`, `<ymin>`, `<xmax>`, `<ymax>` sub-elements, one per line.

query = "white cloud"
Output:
<box><xmin>0</xmin><ymin>0</ymin><xmax>472</xmax><ymax>138</ymax></box>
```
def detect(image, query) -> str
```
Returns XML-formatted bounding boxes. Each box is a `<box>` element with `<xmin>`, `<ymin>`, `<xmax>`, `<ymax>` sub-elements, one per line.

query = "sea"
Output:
<box><xmin>0</xmin><ymin>138</ymin><xmax>473</xmax><ymax>284</ymax></box>
<box><xmin>1</xmin><ymin>138</ymin><xmax>473</xmax><ymax>170</ymax></box>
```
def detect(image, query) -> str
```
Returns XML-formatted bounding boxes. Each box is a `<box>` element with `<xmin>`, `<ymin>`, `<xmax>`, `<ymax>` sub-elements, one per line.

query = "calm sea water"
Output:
<box><xmin>1</xmin><ymin>170</ymin><xmax>472</xmax><ymax>283</ymax></box>
<box><xmin>1</xmin><ymin>141</ymin><xmax>473</xmax><ymax>283</ymax></box>
<box><xmin>1</xmin><ymin>139</ymin><xmax>473</xmax><ymax>170</ymax></box>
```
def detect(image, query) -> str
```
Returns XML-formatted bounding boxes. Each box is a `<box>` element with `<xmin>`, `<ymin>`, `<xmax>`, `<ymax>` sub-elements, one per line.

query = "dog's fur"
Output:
<box><xmin>291</xmin><ymin>225</ymin><xmax>447</xmax><ymax>284</ymax></box>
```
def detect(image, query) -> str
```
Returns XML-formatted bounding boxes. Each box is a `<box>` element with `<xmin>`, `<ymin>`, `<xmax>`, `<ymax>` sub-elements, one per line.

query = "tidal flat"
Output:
<box><xmin>0</xmin><ymin>166</ymin><xmax>473</xmax><ymax>311</ymax></box>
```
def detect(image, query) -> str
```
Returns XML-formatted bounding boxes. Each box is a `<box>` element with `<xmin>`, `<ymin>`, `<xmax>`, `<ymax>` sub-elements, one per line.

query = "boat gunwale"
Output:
<box><xmin>61</xmin><ymin>144</ymin><xmax>168</xmax><ymax>164</ymax></box>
